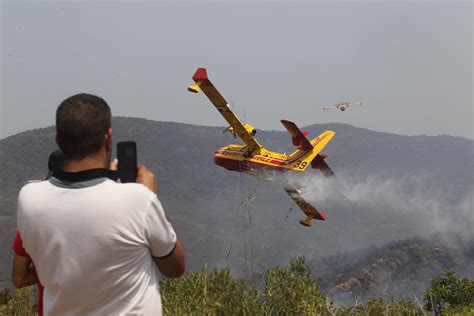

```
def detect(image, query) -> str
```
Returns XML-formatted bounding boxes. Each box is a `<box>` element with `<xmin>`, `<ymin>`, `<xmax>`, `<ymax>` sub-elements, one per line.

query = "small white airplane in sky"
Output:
<box><xmin>323</xmin><ymin>101</ymin><xmax>362</xmax><ymax>112</ymax></box>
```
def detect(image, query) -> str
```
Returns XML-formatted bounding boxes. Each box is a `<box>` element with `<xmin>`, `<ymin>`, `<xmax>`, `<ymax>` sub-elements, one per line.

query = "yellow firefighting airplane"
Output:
<box><xmin>188</xmin><ymin>68</ymin><xmax>336</xmax><ymax>227</ymax></box>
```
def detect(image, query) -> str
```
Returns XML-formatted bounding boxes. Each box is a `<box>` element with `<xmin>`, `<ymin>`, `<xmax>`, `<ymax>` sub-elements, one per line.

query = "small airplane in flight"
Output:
<box><xmin>188</xmin><ymin>68</ymin><xmax>336</xmax><ymax>227</ymax></box>
<box><xmin>323</xmin><ymin>101</ymin><xmax>362</xmax><ymax>112</ymax></box>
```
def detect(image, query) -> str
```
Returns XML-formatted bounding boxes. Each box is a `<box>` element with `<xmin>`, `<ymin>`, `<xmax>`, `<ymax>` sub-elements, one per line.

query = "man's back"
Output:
<box><xmin>17</xmin><ymin>172</ymin><xmax>176</xmax><ymax>315</ymax></box>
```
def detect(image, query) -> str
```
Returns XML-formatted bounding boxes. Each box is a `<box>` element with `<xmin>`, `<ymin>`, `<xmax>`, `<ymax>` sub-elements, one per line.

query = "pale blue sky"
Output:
<box><xmin>1</xmin><ymin>0</ymin><xmax>472</xmax><ymax>139</ymax></box>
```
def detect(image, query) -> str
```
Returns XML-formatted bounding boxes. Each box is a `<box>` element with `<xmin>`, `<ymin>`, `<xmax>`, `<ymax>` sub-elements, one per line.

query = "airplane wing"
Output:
<box><xmin>284</xmin><ymin>186</ymin><xmax>326</xmax><ymax>227</ymax></box>
<box><xmin>188</xmin><ymin>68</ymin><xmax>262</xmax><ymax>152</ymax></box>
<box><xmin>322</xmin><ymin>105</ymin><xmax>338</xmax><ymax>111</ymax></box>
<box><xmin>311</xmin><ymin>154</ymin><xmax>335</xmax><ymax>177</ymax></box>
<box><xmin>347</xmin><ymin>102</ymin><xmax>362</xmax><ymax>108</ymax></box>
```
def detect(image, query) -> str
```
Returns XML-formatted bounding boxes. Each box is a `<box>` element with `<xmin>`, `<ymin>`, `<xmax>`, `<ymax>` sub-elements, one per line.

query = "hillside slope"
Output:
<box><xmin>312</xmin><ymin>236</ymin><xmax>473</xmax><ymax>303</ymax></box>
<box><xmin>1</xmin><ymin>118</ymin><xmax>473</xmax><ymax>288</ymax></box>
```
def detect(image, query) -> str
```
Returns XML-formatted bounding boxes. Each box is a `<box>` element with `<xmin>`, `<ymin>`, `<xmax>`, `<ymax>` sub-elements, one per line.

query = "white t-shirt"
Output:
<box><xmin>17</xmin><ymin>170</ymin><xmax>176</xmax><ymax>316</ymax></box>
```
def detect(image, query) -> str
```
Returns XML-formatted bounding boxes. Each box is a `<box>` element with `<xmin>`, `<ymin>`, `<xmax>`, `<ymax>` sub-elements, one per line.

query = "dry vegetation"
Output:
<box><xmin>1</xmin><ymin>257</ymin><xmax>472</xmax><ymax>316</ymax></box>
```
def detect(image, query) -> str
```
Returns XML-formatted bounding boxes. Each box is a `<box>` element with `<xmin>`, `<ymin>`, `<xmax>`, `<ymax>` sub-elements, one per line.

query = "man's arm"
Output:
<box><xmin>134</xmin><ymin>164</ymin><xmax>185</xmax><ymax>278</ymax></box>
<box><xmin>12</xmin><ymin>255</ymin><xmax>36</xmax><ymax>289</ymax></box>
<box><xmin>11</xmin><ymin>230</ymin><xmax>37</xmax><ymax>288</ymax></box>
<box><xmin>153</xmin><ymin>237</ymin><xmax>185</xmax><ymax>278</ymax></box>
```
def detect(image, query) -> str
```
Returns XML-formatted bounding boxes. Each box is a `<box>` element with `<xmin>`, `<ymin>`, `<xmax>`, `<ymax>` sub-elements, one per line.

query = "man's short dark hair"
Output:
<box><xmin>56</xmin><ymin>93</ymin><xmax>111</xmax><ymax>160</ymax></box>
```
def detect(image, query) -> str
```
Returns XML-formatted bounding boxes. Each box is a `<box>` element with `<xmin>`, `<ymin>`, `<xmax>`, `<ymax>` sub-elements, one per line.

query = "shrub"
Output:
<box><xmin>263</xmin><ymin>256</ymin><xmax>330</xmax><ymax>315</ymax></box>
<box><xmin>423</xmin><ymin>269</ymin><xmax>474</xmax><ymax>315</ymax></box>
<box><xmin>338</xmin><ymin>298</ymin><xmax>425</xmax><ymax>316</ymax></box>
<box><xmin>0</xmin><ymin>287</ymin><xmax>35</xmax><ymax>316</ymax></box>
<box><xmin>160</xmin><ymin>266</ymin><xmax>269</xmax><ymax>315</ymax></box>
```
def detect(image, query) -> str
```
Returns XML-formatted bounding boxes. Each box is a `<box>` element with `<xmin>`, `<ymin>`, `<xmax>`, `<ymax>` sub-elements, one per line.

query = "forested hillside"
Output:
<box><xmin>1</xmin><ymin>117</ymin><xmax>473</xmax><ymax>299</ymax></box>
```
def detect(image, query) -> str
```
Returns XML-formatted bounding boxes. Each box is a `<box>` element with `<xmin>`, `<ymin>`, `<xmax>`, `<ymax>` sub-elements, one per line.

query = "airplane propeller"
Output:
<box><xmin>221</xmin><ymin>126</ymin><xmax>237</xmax><ymax>139</ymax></box>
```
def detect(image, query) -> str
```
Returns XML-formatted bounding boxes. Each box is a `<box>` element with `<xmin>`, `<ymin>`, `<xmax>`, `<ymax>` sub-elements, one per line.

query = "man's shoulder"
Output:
<box><xmin>18</xmin><ymin>180</ymin><xmax>156</xmax><ymax>205</ymax></box>
<box><xmin>17</xmin><ymin>181</ymin><xmax>56</xmax><ymax>211</ymax></box>
<box><xmin>19</xmin><ymin>180</ymin><xmax>51</xmax><ymax>196</ymax></box>
<box><xmin>103</xmin><ymin>181</ymin><xmax>157</xmax><ymax>201</ymax></box>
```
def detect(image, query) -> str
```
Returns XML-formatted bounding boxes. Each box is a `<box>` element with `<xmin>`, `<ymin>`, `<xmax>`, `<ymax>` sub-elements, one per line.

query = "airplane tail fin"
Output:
<box><xmin>281</xmin><ymin>120</ymin><xmax>336</xmax><ymax>171</ymax></box>
<box><xmin>281</xmin><ymin>120</ymin><xmax>313</xmax><ymax>151</ymax></box>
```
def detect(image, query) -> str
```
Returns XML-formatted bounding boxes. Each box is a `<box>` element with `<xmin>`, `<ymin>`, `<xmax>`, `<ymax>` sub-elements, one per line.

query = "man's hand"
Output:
<box><xmin>136</xmin><ymin>165</ymin><xmax>159</xmax><ymax>195</ymax></box>
<box><xmin>111</xmin><ymin>160</ymin><xmax>159</xmax><ymax>195</ymax></box>
<box><xmin>109</xmin><ymin>158</ymin><xmax>118</xmax><ymax>171</ymax></box>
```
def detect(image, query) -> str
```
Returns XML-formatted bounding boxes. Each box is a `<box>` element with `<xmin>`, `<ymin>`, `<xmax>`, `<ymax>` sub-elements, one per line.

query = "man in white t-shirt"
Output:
<box><xmin>13</xmin><ymin>93</ymin><xmax>185</xmax><ymax>315</ymax></box>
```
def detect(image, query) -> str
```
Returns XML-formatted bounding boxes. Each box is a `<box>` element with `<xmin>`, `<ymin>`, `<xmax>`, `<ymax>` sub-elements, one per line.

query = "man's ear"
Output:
<box><xmin>105</xmin><ymin>128</ymin><xmax>113</xmax><ymax>152</ymax></box>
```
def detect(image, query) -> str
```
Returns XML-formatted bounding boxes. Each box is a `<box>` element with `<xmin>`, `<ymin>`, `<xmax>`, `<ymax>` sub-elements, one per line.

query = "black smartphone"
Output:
<box><xmin>117</xmin><ymin>141</ymin><xmax>137</xmax><ymax>183</ymax></box>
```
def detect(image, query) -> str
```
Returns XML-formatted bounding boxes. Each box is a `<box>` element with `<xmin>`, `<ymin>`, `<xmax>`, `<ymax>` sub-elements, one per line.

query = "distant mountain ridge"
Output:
<box><xmin>2</xmin><ymin>117</ymin><xmax>472</xmax><ymax>216</ymax></box>
<box><xmin>1</xmin><ymin>117</ymin><xmax>473</xmax><ymax>296</ymax></box>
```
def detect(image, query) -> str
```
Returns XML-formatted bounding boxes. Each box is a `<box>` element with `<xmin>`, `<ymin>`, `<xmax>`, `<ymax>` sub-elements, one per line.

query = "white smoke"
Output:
<box><xmin>280</xmin><ymin>171</ymin><xmax>474</xmax><ymax>237</ymax></box>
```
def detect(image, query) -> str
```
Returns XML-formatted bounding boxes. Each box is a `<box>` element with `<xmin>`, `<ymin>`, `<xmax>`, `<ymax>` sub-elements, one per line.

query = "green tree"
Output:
<box><xmin>423</xmin><ymin>269</ymin><xmax>474</xmax><ymax>315</ymax></box>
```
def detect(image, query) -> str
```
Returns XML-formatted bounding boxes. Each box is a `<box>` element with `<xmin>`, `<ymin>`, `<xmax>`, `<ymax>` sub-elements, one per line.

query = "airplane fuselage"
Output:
<box><xmin>213</xmin><ymin>131</ymin><xmax>334</xmax><ymax>174</ymax></box>
<box><xmin>214</xmin><ymin>145</ymin><xmax>303</xmax><ymax>174</ymax></box>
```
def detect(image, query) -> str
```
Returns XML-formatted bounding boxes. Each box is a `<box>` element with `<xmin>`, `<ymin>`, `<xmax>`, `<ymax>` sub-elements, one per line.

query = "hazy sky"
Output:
<box><xmin>1</xmin><ymin>0</ymin><xmax>472</xmax><ymax>139</ymax></box>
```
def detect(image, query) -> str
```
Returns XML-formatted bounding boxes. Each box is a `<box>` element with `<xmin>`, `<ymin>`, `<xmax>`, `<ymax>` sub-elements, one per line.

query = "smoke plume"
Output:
<box><xmin>282</xmin><ymin>171</ymin><xmax>473</xmax><ymax>238</ymax></box>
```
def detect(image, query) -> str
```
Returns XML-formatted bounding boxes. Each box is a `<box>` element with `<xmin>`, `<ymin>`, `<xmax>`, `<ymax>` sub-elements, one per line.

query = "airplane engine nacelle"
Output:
<box><xmin>243</xmin><ymin>123</ymin><xmax>257</xmax><ymax>136</ymax></box>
